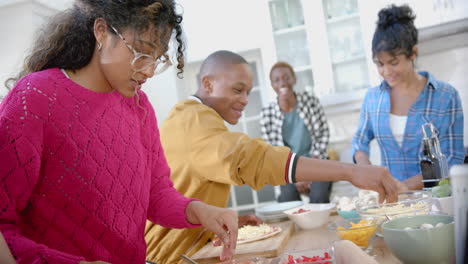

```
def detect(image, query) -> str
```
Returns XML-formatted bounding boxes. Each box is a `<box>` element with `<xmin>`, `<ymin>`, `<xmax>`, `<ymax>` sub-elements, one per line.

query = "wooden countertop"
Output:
<box><xmin>192</xmin><ymin>221</ymin><xmax>295</xmax><ymax>263</ymax></box>
<box><xmin>192</xmin><ymin>215</ymin><xmax>404</xmax><ymax>263</ymax></box>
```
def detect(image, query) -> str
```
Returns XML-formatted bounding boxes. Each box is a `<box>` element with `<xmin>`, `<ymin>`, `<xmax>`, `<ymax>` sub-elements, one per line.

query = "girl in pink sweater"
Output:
<box><xmin>0</xmin><ymin>1</ymin><xmax>238</xmax><ymax>263</ymax></box>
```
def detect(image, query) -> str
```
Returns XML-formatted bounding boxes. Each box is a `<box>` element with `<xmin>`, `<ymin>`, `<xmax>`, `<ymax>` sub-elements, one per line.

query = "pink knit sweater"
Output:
<box><xmin>0</xmin><ymin>68</ymin><xmax>199</xmax><ymax>264</ymax></box>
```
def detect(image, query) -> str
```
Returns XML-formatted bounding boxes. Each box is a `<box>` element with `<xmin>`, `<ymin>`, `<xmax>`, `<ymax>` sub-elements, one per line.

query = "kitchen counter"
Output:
<box><xmin>283</xmin><ymin>215</ymin><xmax>402</xmax><ymax>264</ymax></box>
<box><xmin>192</xmin><ymin>215</ymin><xmax>403</xmax><ymax>263</ymax></box>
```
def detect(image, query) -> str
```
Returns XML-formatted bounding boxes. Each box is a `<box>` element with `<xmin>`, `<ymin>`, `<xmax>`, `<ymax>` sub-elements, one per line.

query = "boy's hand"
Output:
<box><xmin>349</xmin><ymin>165</ymin><xmax>398</xmax><ymax>203</ymax></box>
<box><xmin>294</xmin><ymin>182</ymin><xmax>310</xmax><ymax>194</ymax></box>
<box><xmin>238</xmin><ymin>214</ymin><xmax>263</xmax><ymax>227</ymax></box>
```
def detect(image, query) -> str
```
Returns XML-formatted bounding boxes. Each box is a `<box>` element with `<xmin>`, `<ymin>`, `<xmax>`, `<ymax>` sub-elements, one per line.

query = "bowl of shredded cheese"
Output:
<box><xmin>328</xmin><ymin>217</ymin><xmax>380</xmax><ymax>252</ymax></box>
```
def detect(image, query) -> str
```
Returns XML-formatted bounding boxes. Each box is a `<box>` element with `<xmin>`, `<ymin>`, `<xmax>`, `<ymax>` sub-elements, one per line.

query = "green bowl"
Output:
<box><xmin>382</xmin><ymin>214</ymin><xmax>455</xmax><ymax>264</ymax></box>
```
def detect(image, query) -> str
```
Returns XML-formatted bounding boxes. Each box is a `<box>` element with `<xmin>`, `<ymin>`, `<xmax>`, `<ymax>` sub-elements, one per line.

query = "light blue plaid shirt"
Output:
<box><xmin>352</xmin><ymin>72</ymin><xmax>464</xmax><ymax>181</ymax></box>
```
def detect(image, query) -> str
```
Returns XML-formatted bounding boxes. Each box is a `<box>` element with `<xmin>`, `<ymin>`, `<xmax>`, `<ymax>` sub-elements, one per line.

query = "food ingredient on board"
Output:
<box><xmin>363</xmin><ymin>201</ymin><xmax>428</xmax><ymax>216</ymax></box>
<box><xmin>284</xmin><ymin>253</ymin><xmax>332</xmax><ymax>264</ymax></box>
<box><xmin>237</xmin><ymin>223</ymin><xmax>277</xmax><ymax>241</ymax></box>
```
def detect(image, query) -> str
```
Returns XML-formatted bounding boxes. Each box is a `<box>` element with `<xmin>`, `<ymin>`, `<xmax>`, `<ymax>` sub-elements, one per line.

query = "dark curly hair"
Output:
<box><xmin>372</xmin><ymin>4</ymin><xmax>418</xmax><ymax>58</ymax></box>
<box><xmin>269</xmin><ymin>61</ymin><xmax>296</xmax><ymax>81</ymax></box>
<box><xmin>6</xmin><ymin>0</ymin><xmax>185</xmax><ymax>89</ymax></box>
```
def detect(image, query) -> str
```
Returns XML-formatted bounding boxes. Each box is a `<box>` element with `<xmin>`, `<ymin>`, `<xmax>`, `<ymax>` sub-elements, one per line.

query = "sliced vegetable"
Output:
<box><xmin>284</xmin><ymin>252</ymin><xmax>332</xmax><ymax>264</ymax></box>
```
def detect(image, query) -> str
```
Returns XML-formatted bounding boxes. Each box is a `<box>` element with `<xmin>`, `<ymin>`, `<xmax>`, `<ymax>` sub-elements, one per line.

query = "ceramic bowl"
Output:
<box><xmin>328</xmin><ymin>216</ymin><xmax>381</xmax><ymax>252</ymax></box>
<box><xmin>432</xmin><ymin>196</ymin><xmax>454</xmax><ymax>215</ymax></box>
<box><xmin>356</xmin><ymin>190</ymin><xmax>432</xmax><ymax>220</ymax></box>
<box><xmin>283</xmin><ymin>203</ymin><xmax>334</xmax><ymax>230</ymax></box>
<box><xmin>336</xmin><ymin>209</ymin><xmax>359</xmax><ymax>219</ymax></box>
<box><xmin>382</xmin><ymin>214</ymin><xmax>455</xmax><ymax>264</ymax></box>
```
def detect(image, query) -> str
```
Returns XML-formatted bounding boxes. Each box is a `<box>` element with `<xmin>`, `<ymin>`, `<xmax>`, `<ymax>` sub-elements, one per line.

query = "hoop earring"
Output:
<box><xmin>98</xmin><ymin>42</ymin><xmax>102</xmax><ymax>51</ymax></box>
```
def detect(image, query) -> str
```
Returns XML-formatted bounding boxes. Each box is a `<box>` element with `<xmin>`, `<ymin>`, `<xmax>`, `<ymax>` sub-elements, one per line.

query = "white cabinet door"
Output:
<box><xmin>370</xmin><ymin>0</ymin><xmax>468</xmax><ymax>29</ymax></box>
<box><xmin>438</xmin><ymin>0</ymin><xmax>468</xmax><ymax>24</ymax></box>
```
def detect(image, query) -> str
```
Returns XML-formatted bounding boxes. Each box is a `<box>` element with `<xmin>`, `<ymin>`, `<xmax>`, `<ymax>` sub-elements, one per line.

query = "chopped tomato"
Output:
<box><xmin>283</xmin><ymin>252</ymin><xmax>332</xmax><ymax>264</ymax></box>
<box><xmin>292</xmin><ymin>208</ymin><xmax>310</xmax><ymax>214</ymax></box>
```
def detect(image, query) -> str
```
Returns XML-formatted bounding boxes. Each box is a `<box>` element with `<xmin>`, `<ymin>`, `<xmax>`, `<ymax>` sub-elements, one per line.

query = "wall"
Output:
<box><xmin>150</xmin><ymin>0</ymin><xmax>276</xmax><ymax>122</ymax></box>
<box><xmin>177</xmin><ymin>0</ymin><xmax>278</xmax><ymax>103</ymax></box>
<box><xmin>144</xmin><ymin>68</ymin><xmax>180</xmax><ymax>123</ymax></box>
<box><xmin>0</xmin><ymin>1</ymin><xmax>57</xmax><ymax>97</ymax></box>
<box><xmin>177</xmin><ymin>0</ymin><xmax>273</xmax><ymax>61</ymax></box>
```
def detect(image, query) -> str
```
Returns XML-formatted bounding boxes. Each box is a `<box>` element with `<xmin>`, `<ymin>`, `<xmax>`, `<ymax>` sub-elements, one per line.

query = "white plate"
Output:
<box><xmin>256</xmin><ymin>201</ymin><xmax>303</xmax><ymax>216</ymax></box>
<box><xmin>257</xmin><ymin>212</ymin><xmax>286</xmax><ymax>219</ymax></box>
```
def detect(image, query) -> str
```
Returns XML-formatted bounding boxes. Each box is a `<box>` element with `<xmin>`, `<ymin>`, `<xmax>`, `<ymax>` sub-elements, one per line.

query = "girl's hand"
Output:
<box><xmin>186</xmin><ymin>201</ymin><xmax>238</xmax><ymax>261</ymax></box>
<box><xmin>349</xmin><ymin>165</ymin><xmax>398</xmax><ymax>203</ymax></box>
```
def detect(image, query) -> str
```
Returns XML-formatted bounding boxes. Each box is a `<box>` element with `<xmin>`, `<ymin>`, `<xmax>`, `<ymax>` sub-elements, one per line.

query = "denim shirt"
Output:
<box><xmin>352</xmin><ymin>71</ymin><xmax>464</xmax><ymax>181</ymax></box>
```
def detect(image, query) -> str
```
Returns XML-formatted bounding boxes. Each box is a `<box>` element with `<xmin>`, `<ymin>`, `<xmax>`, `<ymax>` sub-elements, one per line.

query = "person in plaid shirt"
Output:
<box><xmin>352</xmin><ymin>4</ymin><xmax>464</xmax><ymax>190</ymax></box>
<box><xmin>260</xmin><ymin>61</ymin><xmax>332</xmax><ymax>203</ymax></box>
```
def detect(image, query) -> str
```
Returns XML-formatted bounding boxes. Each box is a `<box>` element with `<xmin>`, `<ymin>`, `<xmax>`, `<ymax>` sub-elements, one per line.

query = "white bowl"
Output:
<box><xmin>432</xmin><ymin>196</ymin><xmax>454</xmax><ymax>215</ymax></box>
<box><xmin>283</xmin><ymin>203</ymin><xmax>334</xmax><ymax>229</ymax></box>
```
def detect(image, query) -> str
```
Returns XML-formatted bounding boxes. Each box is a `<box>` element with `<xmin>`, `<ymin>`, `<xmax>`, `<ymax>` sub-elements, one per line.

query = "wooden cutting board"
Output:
<box><xmin>191</xmin><ymin>221</ymin><xmax>294</xmax><ymax>263</ymax></box>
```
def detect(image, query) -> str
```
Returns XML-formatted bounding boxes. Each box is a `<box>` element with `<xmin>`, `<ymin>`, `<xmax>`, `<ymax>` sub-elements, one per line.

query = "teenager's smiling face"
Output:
<box><xmin>373</xmin><ymin>51</ymin><xmax>415</xmax><ymax>87</ymax></box>
<box><xmin>270</xmin><ymin>66</ymin><xmax>296</xmax><ymax>94</ymax></box>
<box><xmin>206</xmin><ymin>63</ymin><xmax>254</xmax><ymax>125</ymax></box>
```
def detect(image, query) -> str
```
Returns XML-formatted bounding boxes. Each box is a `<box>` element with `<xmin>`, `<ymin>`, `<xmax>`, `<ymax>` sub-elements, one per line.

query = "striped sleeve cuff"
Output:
<box><xmin>284</xmin><ymin>153</ymin><xmax>299</xmax><ymax>184</ymax></box>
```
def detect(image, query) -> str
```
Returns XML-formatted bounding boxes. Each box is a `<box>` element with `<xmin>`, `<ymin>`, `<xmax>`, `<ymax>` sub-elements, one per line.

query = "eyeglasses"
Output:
<box><xmin>110</xmin><ymin>25</ymin><xmax>172</xmax><ymax>75</ymax></box>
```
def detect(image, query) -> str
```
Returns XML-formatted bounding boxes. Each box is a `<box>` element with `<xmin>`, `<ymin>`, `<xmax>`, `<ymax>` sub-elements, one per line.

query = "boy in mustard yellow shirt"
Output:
<box><xmin>145</xmin><ymin>50</ymin><xmax>404</xmax><ymax>264</ymax></box>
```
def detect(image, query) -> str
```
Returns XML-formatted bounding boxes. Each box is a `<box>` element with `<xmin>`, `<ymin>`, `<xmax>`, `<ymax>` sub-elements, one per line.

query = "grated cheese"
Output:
<box><xmin>237</xmin><ymin>223</ymin><xmax>275</xmax><ymax>241</ymax></box>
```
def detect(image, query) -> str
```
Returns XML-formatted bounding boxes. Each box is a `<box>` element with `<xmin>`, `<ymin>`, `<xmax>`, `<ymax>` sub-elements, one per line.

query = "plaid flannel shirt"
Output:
<box><xmin>352</xmin><ymin>71</ymin><xmax>464</xmax><ymax>181</ymax></box>
<box><xmin>260</xmin><ymin>92</ymin><xmax>330</xmax><ymax>159</ymax></box>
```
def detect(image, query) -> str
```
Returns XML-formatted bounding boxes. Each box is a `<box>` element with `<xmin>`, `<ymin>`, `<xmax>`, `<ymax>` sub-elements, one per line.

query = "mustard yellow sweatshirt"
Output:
<box><xmin>145</xmin><ymin>98</ymin><xmax>292</xmax><ymax>264</ymax></box>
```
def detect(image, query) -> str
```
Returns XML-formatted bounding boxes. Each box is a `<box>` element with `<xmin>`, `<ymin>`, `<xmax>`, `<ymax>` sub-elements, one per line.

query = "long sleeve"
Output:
<box><xmin>438</xmin><ymin>88</ymin><xmax>464</xmax><ymax>168</ymax></box>
<box><xmin>146</xmin><ymin>108</ymin><xmax>200</xmax><ymax>229</ymax></box>
<box><xmin>260</xmin><ymin>105</ymin><xmax>276</xmax><ymax>145</ymax></box>
<box><xmin>0</xmin><ymin>78</ymin><xmax>84</xmax><ymax>264</ymax></box>
<box><xmin>307</xmin><ymin>95</ymin><xmax>330</xmax><ymax>159</ymax></box>
<box><xmin>351</xmin><ymin>92</ymin><xmax>375</xmax><ymax>161</ymax></box>
<box><xmin>188</xmin><ymin>107</ymin><xmax>290</xmax><ymax>190</ymax></box>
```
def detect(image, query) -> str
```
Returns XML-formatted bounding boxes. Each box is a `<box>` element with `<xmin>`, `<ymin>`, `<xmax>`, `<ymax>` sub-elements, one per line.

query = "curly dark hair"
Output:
<box><xmin>372</xmin><ymin>4</ymin><xmax>418</xmax><ymax>58</ymax></box>
<box><xmin>269</xmin><ymin>61</ymin><xmax>296</xmax><ymax>81</ymax></box>
<box><xmin>6</xmin><ymin>0</ymin><xmax>185</xmax><ymax>89</ymax></box>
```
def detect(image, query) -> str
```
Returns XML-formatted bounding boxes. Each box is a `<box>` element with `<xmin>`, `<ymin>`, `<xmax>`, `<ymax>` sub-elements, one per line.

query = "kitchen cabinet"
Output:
<box><xmin>268</xmin><ymin>0</ymin><xmax>315</xmax><ymax>94</ymax></box>
<box><xmin>370</xmin><ymin>0</ymin><xmax>468</xmax><ymax>29</ymax></box>
<box><xmin>267</xmin><ymin>0</ymin><xmax>371</xmax><ymax>98</ymax></box>
<box><xmin>267</xmin><ymin>0</ymin><xmax>468</xmax><ymax>100</ymax></box>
